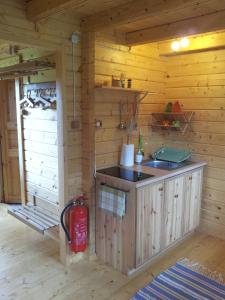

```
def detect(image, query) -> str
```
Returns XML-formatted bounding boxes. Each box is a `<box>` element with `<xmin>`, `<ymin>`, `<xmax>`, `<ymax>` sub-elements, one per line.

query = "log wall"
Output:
<box><xmin>94</xmin><ymin>33</ymin><xmax>225</xmax><ymax>241</ymax></box>
<box><xmin>94</xmin><ymin>35</ymin><xmax>166</xmax><ymax>169</ymax></box>
<box><xmin>164</xmin><ymin>49</ymin><xmax>225</xmax><ymax>239</ymax></box>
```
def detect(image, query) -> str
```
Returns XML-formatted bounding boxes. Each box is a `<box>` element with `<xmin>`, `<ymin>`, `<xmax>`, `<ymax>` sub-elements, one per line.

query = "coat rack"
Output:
<box><xmin>21</xmin><ymin>82</ymin><xmax>56</xmax><ymax>110</ymax></box>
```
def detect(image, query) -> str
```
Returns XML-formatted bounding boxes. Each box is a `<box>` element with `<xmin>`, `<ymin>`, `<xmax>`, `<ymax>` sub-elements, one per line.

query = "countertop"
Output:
<box><xmin>96</xmin><ymin>160</ymin><xmax>207</xmax><ymax>188</ymax></box>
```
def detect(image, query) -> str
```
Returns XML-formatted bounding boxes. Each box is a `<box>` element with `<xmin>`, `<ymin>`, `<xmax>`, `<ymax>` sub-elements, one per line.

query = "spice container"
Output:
<box><xmin>127</xmin><ymin>79</ymin><xmax>132</xmax><ymax>88</ymax></box>
<box><xmin>112</xmin><ymin>76</ymin><xmax>121</xmax><ymax>87</ymax></box>
<box><xmin>120</xmin><ymin>73</ymin><xmax>125</xmax><ymax>88</ymax></box>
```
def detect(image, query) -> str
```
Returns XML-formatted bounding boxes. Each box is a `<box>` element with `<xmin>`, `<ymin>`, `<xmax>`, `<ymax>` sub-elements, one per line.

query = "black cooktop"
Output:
<box><xmin>97</xmin><ymin>166</ymin><xmax>154</xmax><ymax>182</ymax></box>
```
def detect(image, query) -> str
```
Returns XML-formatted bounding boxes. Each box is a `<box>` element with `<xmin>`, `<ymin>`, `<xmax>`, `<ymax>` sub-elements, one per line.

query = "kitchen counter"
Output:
<box><xmin>96</xmin><ymin>160</ymin><xmax>207</xmax><ymax>187</ymax></box>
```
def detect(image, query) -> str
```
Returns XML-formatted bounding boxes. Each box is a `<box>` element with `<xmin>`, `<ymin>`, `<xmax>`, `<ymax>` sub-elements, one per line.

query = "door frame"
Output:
<box><xmin>0</xmin><ymin>43</ymin><xmax>69</xmax><ymax>263</ymax></box>
<box><xmin>0</xmin><ymin>80</ymin><xmax>21</xmax><ymax>203</ymax></box>
<box><xmin>0</xmin><ymin>143</ymin><xmax>4</xmax><ymax>202</ymax></box>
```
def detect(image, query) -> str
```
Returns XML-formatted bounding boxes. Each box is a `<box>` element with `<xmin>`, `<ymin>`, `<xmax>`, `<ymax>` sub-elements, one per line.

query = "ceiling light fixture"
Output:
<box><xmin>180</xmin><ymin>37</ymin><xmax>190</xmax><ymax>48</ymax></box>
<box><xmin>171</xmin><ymin>41</ymin><xmax>180</xmax><ymax>51</ymax></box>
<box><xmin>171</xmin><ymin>37</ymin><xmax>190</xmax><ymax>52</ymax></box>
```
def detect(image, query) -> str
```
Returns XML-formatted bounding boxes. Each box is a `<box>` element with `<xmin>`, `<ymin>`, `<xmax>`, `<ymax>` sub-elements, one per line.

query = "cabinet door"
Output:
<box><xmin>183</xmin><ymin>169</ymin><xmax>203</xmax><ymax>235</ymax></box>
<box><xmin>164</xmin><ymin>175</ymin><xmax>184</xmax><ymax>248</ymax></box>
<box><xmin>136</xmin><ymin>181</ymin><xmax>164</xmax><ymax>267</ymax></box>
<box><xmin>95</xmin><ymin>177</ymin><xmax>136</xmax><ymax>274</ymax></box>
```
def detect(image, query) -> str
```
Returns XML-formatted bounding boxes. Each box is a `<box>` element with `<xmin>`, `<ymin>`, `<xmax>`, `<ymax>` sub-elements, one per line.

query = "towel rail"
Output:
<box><xmin>100</xmin><ymin>182</ymin><xmax>130</xmax><ymax>193</ymax></box>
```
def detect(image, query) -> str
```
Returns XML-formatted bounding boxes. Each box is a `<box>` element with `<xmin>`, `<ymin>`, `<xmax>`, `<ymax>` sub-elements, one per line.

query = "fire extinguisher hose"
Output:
<box><xmin>60</xmin><ymin>201</ymin><xmax>75</xmax><ymax>243</ymax></box>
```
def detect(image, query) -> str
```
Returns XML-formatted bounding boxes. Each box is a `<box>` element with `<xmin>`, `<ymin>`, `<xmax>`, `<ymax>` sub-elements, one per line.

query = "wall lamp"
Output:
<box><xmin>171</xmin><ymin>37</ymin><xmax>190</xmax><ymax>51</ymax></box>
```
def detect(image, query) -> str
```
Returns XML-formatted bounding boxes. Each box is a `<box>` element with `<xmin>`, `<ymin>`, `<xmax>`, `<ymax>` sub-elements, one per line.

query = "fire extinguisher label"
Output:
<box><xmin>74</xmin><ymin>222</ymin><xmax>87</xmax><ymax>246</ymax></box>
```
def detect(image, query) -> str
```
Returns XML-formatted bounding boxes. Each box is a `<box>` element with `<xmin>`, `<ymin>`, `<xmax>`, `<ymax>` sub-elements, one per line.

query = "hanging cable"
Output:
<box><xmin>72</xmin><ymin>41</ymin><xmax>76</xmax><ymax>121</ymax></box>
<box><xmin>71</xmin><ymin>32</ymin><xmax>80</xmax><ymax>128</ymax></box>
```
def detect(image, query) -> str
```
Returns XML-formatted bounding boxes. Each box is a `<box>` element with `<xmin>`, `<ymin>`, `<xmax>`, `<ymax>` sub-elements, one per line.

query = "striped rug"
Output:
<box><xmin>130</xmin><ymin>259</ymin><xmax>225</xmax><ymax>300</ymax></box>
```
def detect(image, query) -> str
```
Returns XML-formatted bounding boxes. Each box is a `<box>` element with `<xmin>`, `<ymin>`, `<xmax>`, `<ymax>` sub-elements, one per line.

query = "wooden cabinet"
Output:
<box><xmin>136</xmin><ymin>181</ymin><xmax>164</xmax><ymax>266</ymax></box>
<box><xmin>163</xmin><ymin>169</ymin><xmax>203</xmax><ymax>249</ymax></box>
<box><xmin>96</xmin><ymin>167</ymin><xmax>204</xmax><ymax>274</ymax></box>
<box><xmin>183</xmin><ymin>169</ymin><xmax>203</xmax><ymax>235</ymax></box>
<box><xmin>136</xmin><ymin>168</ymin><xmax>203</xmax><ymax>268</ymax></box>
<box><xmin>164</xmin><ymin>175</ymin><xmax>185</xmax><ymax>247</ymax></box>
<box><xmin>95</xmin><ymin>176</ymin><xmax>136</xmax><ymax>274</ymax></box>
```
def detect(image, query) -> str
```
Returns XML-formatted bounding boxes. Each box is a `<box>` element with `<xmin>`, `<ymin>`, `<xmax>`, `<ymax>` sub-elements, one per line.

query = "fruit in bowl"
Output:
<box><xmin>161</xmin><ymin>120</ymin><xmax>171</xmax><ymax>128</ymax></box>
<box><xmin>172</xmin><ymin>120</ymin><xmax>181</xmax><ymax>128</ymax></box>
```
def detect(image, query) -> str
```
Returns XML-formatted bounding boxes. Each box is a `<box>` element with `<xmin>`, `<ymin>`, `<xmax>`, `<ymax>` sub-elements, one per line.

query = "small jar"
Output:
<box><xmin>120</xmin><ymin>73</ymin><xmax>125</xmax><ymax>88</ymax></box>
<box><xmin>127</xmin><ymin>79</ymin><xmax>132</xmax><ymax>88</ymax></box>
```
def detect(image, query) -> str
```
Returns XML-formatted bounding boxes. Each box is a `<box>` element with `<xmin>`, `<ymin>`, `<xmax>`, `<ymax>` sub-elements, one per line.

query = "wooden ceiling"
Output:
<box><xmin>26</xmin><ymin>0</ymin><xmax>131</xmax><ymax>20</ymax></box>
<box><xmin>0</xmin><ymin>43</ymin><xmax>17</xmax><ymax>59</ymax></box>
<box><xmin>117</xmin><ymin>1</ymin><xmax>225</xmax><ymax>32</ymax></box>
<box><xmin>26</xmin><ymin>0</ymin><xmax>225</xmax><ymax>45</ymax></box>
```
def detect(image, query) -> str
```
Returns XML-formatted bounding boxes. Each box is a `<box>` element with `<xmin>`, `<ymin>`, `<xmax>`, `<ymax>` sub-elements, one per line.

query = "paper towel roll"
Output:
<box><xmin>120</xmin><ymin>144</ymin><xmax>134</xmax><ymax>167</ymax></box>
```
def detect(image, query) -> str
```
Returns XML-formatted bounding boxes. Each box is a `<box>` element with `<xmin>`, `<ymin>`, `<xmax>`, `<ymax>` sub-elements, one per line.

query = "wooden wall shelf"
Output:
<box><xmin>95</xmin><ymin>86</ymin><xmax>155</xmax><ymax>95</ymax></box>
<box><xmin>151</xmin><ymin>112</ymin><xmax>194</xmax><ymax>135</ymax></box>
<box><xmin>0</xmin><ymin>59</ymin><xmax>55</xmax><ymax>80</ymax></box>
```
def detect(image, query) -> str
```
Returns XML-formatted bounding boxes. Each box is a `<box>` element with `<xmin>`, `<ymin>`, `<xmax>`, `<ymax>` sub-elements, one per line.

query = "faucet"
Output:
<box><xmin>151</xmin><ymin>152</ymin><xmax>157</xmax><ymax>160</ymax></box>
<box><xmin>151</xmin><ymin>148</ymin><xmax>164</xmax><ymax>160</ymax></box>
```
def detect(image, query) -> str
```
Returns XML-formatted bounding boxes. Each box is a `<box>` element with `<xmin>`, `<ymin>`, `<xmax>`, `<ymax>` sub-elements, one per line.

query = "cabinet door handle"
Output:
<box><xmin>174</xmin><ymin>194</ymin><xmax>179</xmax><ymax>198</ymax></box>
<box><xmin>189</xmin><ymin>176</ymin><xmax>192</xmax><ymax>180</ymax></box>
<box><xmin>158</xmin><ymin>187</ymin><xmax>163</xmax><ymax>191</ymax></box>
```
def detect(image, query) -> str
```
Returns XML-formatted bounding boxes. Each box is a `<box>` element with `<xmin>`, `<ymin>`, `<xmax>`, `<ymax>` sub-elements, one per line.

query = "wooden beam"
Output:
<box><xmin>27</xmin><ymin>0</ymin><xmax>82</xmax><ymax>21</ymax></box>
<box><xmin>81</xmin><ymin>31</ymin><xmax>96</xmax><ymax>255</ymax></box>
<box><xmin>0</xmin><ymin>44</ymin><xmax>15</xmax><ymax>58</ymax></box>
<box><xmin>81</xmin><ymin>0</ymin><xmax>216</xmax><ymax>32</ymax></box>
<box><xmin>0</xmin><ymin>24</ymin><xmax>62</xmax><ymax>50</ymax></box>
<box><xmin>15</xmin><ymin>79</ymin><xmax>26</xmax><ymax>205</ymax></box>
<box><xmin>55</xmin><ymin>50</ymin><xmax>69</xmax><ymax>265</ymax></box>
<box><xmin>126</xmin><ymin>9</ymin><xmax>225</xmax><ymax>45</ymax></box>
<box><xmin>0</xmin><ymin>137</ymin><xmax>3</xmax><ymax>202</ymax></box>
<box><xmin>0</xmin><ymin>60</ymin><xmax>55</xmax><ymax>76</ymax></box>
<box><xmin>158</xmin><ymin>30</ymin><xmax>225</xmax><ymax>56</ymax></box>
<box><xmin>0</xmin><ymin>81</ymin><xmax>10</xmax><ymax>203</ymax></box>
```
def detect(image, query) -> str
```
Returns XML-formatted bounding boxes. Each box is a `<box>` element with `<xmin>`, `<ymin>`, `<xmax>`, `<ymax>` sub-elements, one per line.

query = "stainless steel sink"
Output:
<box><xmin>143</xmin><ymin>160</ymin><xmax>187</xmax><ymax>170</ymax></box>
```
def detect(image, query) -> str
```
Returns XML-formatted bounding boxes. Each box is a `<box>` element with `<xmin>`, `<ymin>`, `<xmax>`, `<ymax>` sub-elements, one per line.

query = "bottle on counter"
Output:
<box><xmin>135</xmin><ymin>149</ymin><xmax>143</xmax><ymax>164</ymax></box>
<box><xmin>135</xmin><ymin>128</ymin><xmax>144</xmax><ymax>164</ymax></box>
<box><xmin>139</xmin><ymin>128</ymin><xmax>144</xmax><ymax>156</ymax></box>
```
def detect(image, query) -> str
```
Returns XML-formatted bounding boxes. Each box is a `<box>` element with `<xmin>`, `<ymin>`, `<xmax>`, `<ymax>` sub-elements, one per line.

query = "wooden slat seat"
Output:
<box><xmin>8</xmin><ymin>204</ymin><xmax>59</xmax><ymax>234</ymax></box>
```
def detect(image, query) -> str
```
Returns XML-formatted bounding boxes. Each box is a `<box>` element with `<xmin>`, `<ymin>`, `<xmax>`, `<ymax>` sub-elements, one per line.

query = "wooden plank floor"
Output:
<box><xmin>1</xmin><ymin>205</ymin><xmax>225</xmax><ymax>300</ymax></box>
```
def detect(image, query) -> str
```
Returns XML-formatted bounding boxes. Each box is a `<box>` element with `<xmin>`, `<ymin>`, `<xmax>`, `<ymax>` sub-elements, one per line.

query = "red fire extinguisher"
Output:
<box><xmin>60</xmin><ymin>195</ymin><xmax>88</xmax><ymax>253</ymax></box>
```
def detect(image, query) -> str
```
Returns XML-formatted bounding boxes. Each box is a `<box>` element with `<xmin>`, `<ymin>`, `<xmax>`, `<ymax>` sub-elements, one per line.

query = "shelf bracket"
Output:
<box><xmin>136</xmin><ymin>91</ymin><xmax>148</xmax><ymax>104</ymax></box>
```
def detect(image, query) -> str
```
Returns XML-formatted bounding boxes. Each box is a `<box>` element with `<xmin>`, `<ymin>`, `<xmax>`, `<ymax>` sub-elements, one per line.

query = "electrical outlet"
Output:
<box><xmin>95</xmin><ymin>120</ymin><xmax>102</xmax><ymax>128</ymax></box>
